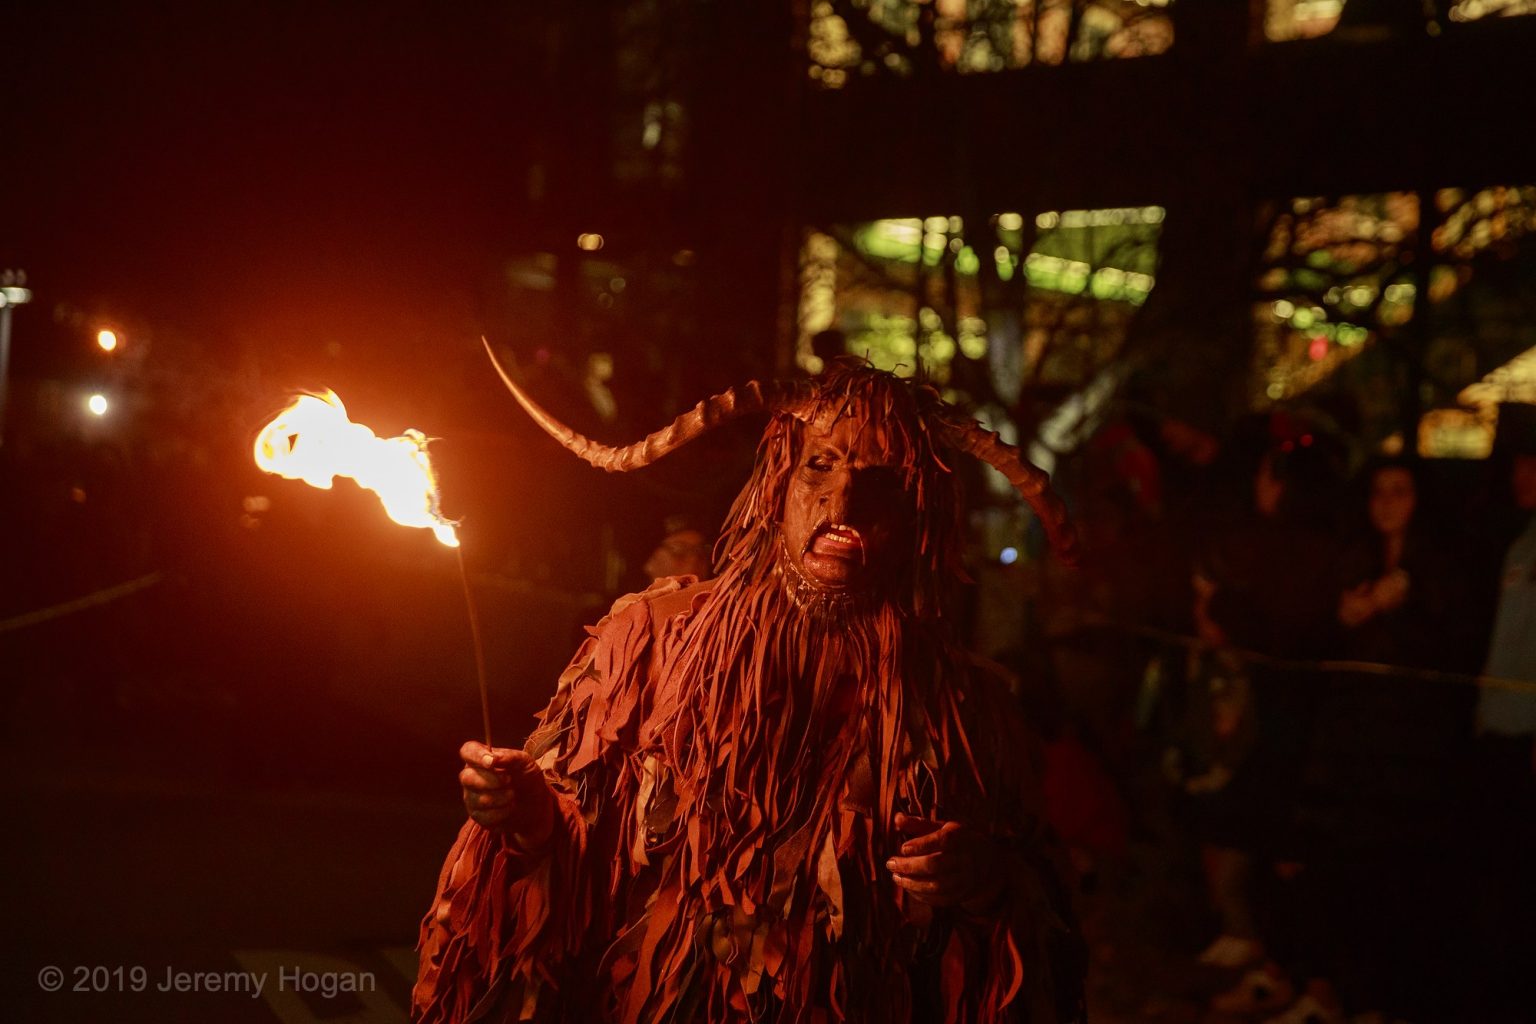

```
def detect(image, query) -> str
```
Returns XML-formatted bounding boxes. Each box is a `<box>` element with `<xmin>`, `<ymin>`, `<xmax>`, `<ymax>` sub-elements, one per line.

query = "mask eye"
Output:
<box><xmin>855</xmin><ymin>466</ymin><xmax>904</xmax><ymax>500</ymax></box>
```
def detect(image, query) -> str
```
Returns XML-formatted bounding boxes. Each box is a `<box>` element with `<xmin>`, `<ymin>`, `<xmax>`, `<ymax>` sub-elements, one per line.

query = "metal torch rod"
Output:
<box><xmin>454</xmin><ymin>542</ymin><xmax>494</xmax><ymax>748</ymax></box>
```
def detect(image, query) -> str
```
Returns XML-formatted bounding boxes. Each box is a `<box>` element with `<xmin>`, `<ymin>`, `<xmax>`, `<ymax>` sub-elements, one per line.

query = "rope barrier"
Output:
<box><xmin>0</xmin><ymin>572</ymin><xmax>164</xmax><ymax>634</ymax></box>
<box><xmin>1075</xmin><ymin>611</ymin><xmax>1536</xmax><ymax>695</ymax></box>
<box><xmin>3</xmin><ymin>572</ymin><xmax>1532</xmax><ymax>698</ymax></box>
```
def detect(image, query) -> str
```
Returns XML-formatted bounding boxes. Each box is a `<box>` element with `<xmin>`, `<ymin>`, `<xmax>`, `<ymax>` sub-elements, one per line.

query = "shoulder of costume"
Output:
<box><xmin>592</xmin><ymin>576</ymin><xmax>718</xmax><ymax>635</ymax></box>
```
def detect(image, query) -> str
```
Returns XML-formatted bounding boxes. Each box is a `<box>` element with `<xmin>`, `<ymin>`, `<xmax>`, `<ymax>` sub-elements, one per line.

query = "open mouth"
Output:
<box><xmin>808</xmin><ymin>522</ymin><xmax>865</xmax><ymax>561</ymax></box>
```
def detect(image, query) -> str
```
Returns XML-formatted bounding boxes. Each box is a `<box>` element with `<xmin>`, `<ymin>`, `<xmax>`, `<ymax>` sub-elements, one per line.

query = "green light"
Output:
<box><xmin>856</xmin><ymin>220</ymin><xmax>924</xmax><ymax>263</ymax></box>
<box><xmin>959</xmin><ymin>332</ymin><xmax>988</xmax><ymax>359</ymax></box>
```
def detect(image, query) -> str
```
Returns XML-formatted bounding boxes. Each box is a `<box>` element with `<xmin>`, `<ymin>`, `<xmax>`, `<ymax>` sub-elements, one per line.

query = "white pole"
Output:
<box><xmin>0</xmin><ymin>270</ymin><xmax>32</xmax><ymax>449</ymax></box>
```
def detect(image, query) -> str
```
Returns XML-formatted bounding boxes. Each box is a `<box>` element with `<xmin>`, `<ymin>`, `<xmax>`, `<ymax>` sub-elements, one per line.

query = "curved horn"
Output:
<box><xmin>483</xmin><ymin>338</ymin><xmax>812</xmax><ymax>472</ymax></box>
<box><xmin>939</xmin><ymin>417</ymin><xmax>1081</xmax><ymax>565</ymax></box>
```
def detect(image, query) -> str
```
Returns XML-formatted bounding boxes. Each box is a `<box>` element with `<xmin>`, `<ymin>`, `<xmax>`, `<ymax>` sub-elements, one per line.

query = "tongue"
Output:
<box><xmin>811</xmin><ymin>532</ymin><xmax>862</xmax><ymax>557</ymax></box>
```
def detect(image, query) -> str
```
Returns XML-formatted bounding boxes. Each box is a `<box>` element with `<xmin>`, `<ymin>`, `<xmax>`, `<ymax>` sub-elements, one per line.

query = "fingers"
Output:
<box><xmin>459</xmin><ymin>763</ymin><xmax>507</xmax><ymax>792</ymax></box>
<box><xmin>455</xmin><ymin>741</ymin><xmax>556</xmax><ymax>837</ymax></box>
<box><xmin>889</xmin><ymin>870</ymin><xmax>963</xmax><ymax>905</ymax></box>
<box><xmin>462</xmin><ymin>783</ymin><xmax>514</xmax><ymax>828</ymax></box>
<box><xmin>458</xmin><ymin>743</ymin><xmax>541</xmax><ymax>799</ymax></box>
<box><xmin>887</xmin><ymin>815</ymin><xmax>990</xmax><ymax>906</ymax></box>
<box><xmin>893</xmin><ymin>812</ymin><xmax>941</xmax><ymax>836</ymax></box>
<box><xmin>889</xmin><ymin>872</ymin><xmax>956</xmax><ymax>895</ymax></box>
<box><xmin>885</xmin><ymin>852</ymin><xmax>945</xmax><ymax>877</ymax></box>
<box><xmin>896</xmin><ymin>818</ymin><xmax>961</xmax><ymax>857</ymax></box>
<box><xmin>463</xmin><ymin>788</ymin><xmax>513</xmax><ymax>811</ymax></box>
<box><xmin>459</xmin><ymin>743</ymin><xmax>520</xmax><ymax>827</ymax></box>
<box><xmin>459</xmin><ymin>741</ymin><xmax>532</xmax><ymax>771</ymax></box>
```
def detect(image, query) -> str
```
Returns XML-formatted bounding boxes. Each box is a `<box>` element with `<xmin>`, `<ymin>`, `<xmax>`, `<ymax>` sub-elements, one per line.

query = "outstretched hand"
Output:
<box><xmin>458</xmin><ymin>740</ymin><xmax>556</xmax><ymax>853</ymax></box>
<box><xmin>886</xmin><ymin>812</ymin><xmax>1005</xmax><ymax>911</ymax></box>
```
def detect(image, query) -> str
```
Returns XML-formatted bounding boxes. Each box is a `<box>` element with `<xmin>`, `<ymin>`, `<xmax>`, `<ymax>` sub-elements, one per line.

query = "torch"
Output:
<box><xmin>253</xmin><ymin>391</ymin><xmax>494</xmax><ymax>746</ymax></box>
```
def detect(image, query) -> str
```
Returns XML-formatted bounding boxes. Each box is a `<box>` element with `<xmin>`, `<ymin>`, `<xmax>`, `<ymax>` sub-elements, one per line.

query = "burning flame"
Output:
<box><xmin>253</xmin><ymin>391</ymin><xmax>459</xmax><ymax>547</ymax></box>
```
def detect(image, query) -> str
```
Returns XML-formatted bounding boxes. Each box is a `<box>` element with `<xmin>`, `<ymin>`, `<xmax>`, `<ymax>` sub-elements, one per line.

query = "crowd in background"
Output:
<box><xmin>1016</xmin><ymin>402</ymin><xmax>1536</xmax><ymax>1024</ymax></box>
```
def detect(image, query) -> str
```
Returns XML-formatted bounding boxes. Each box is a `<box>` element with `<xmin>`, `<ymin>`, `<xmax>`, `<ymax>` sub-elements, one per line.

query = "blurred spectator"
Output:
<box><xmin>1200</xmin><ymin>422</ymin><xmax>1343</xmax><ymax>661</ymax></box>
<box><xmin>1193</xmin><ymin>423</ymin><xmax>1343</xmax><ymax>1016</ymax></box>
<box><xmin>1476</xmin><ymin>447</ymin><xmax>1536</xmax><ymax>749</ymax></box>
<box><xmin>643</xmin><ymin>514</ymin><xmax>712</xmax><ymax>582</ymax></box>
<box><xmin>1336</xmin><ymin>457</ymin><xmax>1478</xmax><ymax>671</ymax></box>
<box><xmin>1464</xmin><ymin>424</ymin><xmax>1536</xmax><ymax>1020</ymax></box>
<box><xmin>1265</xmin><ymin>459</ymin><xmax>1476</xmax><ymax>1022</ymax></box>
<box><xmin>1163</xmin><ymin>635</ymin><xmax>1263</xmax><ymax>971</ymax></box>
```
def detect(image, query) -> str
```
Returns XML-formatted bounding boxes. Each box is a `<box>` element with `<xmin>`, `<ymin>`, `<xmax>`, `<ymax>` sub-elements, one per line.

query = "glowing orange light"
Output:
<box><xmin>97</xmin><ymin>330</ymin><xmax>119</xmax><ymax>352</ymax></box>
<box><xmin>253</xmin><ymin>391</ymin><xmax>459</xmax><ymax>547</ymax></box>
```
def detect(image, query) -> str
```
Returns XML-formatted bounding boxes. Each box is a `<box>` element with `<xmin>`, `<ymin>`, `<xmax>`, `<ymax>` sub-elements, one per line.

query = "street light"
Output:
<box><xmin>0</xmin><ymin>268</ymin><xmax>32</xmax><ymax>448</ymax></box>
<box><xmin>97</xmin><ymin>329</ymin><xmax>119</xmax><ymax>352</ymax></box>
<box><xmin>87</xmin><ymin>393</ymin><xmax>109</xmax><ymax>417</ymax></box>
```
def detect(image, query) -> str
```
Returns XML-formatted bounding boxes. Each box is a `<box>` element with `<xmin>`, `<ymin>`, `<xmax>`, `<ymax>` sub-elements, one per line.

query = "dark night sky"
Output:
<box><xmin>3</xmin><ymin>2</ymin><xmax>528</xmax><ymax>378</ymax></box>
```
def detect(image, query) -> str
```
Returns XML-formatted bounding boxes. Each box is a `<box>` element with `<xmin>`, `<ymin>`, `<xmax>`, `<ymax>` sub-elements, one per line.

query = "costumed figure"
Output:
<box><xmin>414</xmin><ymin>358</ymin><xmax>1085</xmax><ymax>1023</ymax></box>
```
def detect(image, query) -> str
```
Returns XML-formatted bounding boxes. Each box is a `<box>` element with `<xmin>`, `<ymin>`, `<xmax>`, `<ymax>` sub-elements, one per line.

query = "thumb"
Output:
<box><xmin>482</xmin><ymin>747</ymin><xmax>545</xmax><ymax>784</ymax></box>
<box><xmin>502</xmin><ymin>750</ymin><xmax>545</xmax><ymax>775</ymax></box>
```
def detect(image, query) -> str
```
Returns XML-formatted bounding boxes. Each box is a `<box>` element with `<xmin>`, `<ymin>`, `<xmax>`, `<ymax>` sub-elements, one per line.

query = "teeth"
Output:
<box><xmin>821</xmin><ymin>523</ymin><xmax>862</xmax><ymax>546</ymax></box>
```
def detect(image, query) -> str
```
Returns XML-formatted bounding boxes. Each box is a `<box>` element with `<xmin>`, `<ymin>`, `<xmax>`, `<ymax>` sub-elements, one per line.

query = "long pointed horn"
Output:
<box><xmin>483</xmin><ymin>339</ymin><xmax>811</xmax><ymax>472</ymax></box>
<box><xmin>939</xmin><ymin>417</ymin><xmax>1081</xmax><ymax>565</ymax></box>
